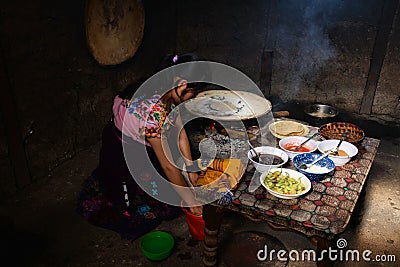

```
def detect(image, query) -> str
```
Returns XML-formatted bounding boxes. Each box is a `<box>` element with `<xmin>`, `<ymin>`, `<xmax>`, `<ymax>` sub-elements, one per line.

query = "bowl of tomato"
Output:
<box><xmin>278</xmin><ymin>136</ymin><xmax>318</xmax><ymax>159</ymax></box>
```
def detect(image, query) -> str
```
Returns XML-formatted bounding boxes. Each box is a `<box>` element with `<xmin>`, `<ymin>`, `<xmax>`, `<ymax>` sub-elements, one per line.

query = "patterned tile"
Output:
<box><xmin>352</xmin><ymin>173</ymin><xmax>365</xmax><ymax>183</ymax></box>
<box><xmin>331</xmin><ymin>177</ymin><xmax>347</xmax><ymax>187</ymax></box>
<box><xmin>281</xmin><ymin>198</ymin><xmax>299</xmax><ymax>205</ymax></box>
<box><xmin>335</xmin><ymin>209</ymin><xmax>350</xmax><ymax>221</ymax></box>
<box><xmin>291</xmin><ymin>210</ymin><xmax>312</xmax><ymax>222</ymax></box>
<box><xmin>325</xmin><ymin>186</ymin><xmax>345</xmax><ymax>196</ymax></box>
<box><xmin>348</xmin><ymin>182</ymin><xmax>362</xmax><ymax>192</ymax></box>
<box><xmin>316</xmin><ymin>205</ymin><xmax>337</xmax><ymax>216</ymax></box>
<box><xmin>273</xmin><ymin>204</ymin><xmax>292</xmax><ymax>217</ymax></box>
<box><xmin>344</xmin><ymin>190</ymin><xmax>358</xmax><ymax>201</ymax></box>
<box><xmin>340</xmin><ymin>164</ymin><xmax>356</xmax><ymax>171</ymax></box>
<box><xmin>255</xmin><ymin>199</ymin><xmax>275</xmax><ymax>210</ymax></box>
<box><xmin>298</xmin><ymin>199</ymin><xmax>316</xmax><ymax>212</ymax></box>
<box><xmin>239</xmin><ymin>193</ymin><xmax>257</xmax><ymax>206</ymax></box>
<box><xmin>311</xmin><ymin>215</ymin><xmax>330</xmax><ymax>229</ymax></box>
<box><xmin>321</xmin><ymin>195</ymin><xmax>340</xmax><ymax>207</ymax></box>
<box><xmin>313</xmin><ymin>182</ymin><xmax>326</xmax><ymax>193</ymax></box>
<box><xmin>305</xmin><ymin>191</ymin><xmax>322</xmax><ymax>201</ymax></box>
<box><xmin>335</xmin><ymin>170</ymin><xmax>352</xmax><ymax>179</ymax></box>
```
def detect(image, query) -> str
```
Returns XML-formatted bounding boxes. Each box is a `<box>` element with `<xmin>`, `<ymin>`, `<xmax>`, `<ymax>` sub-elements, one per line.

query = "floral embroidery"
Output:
<box><xmin>151</xmin><ymin>189</ymin><xmax>159</xmax><ymax>196</ymax></box>
<box><xmin>144</xmin><ymin>212</ymin><xmax>156</xmax><ymax>219</ymax></box>
<box><xmin>137</xmin><ymin>205</ymin><xmax>151</xmax><ymax>216</ymax></box>
<box><xmin>126</xmin><ymin>94</ymin><xmax>177</xmax><ymax>138</ymax></box>
<box><xmin>140</xmin><ymin>172</ymin><xmax>152</xmax><ymax>182</ymax></box>
<box><xmin>123</xmin><ymin>211</ymin><xmax>131</xmax><ymax>218</ymax></box>
<box><xmin>126</xmin><ymin>95</ymin><xmax>144</xmax><ymax>114</ymax></box>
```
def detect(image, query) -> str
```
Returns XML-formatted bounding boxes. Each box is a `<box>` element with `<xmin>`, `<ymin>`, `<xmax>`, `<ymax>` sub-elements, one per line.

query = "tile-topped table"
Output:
<box><xmin>202</xmin><ymin>137</ymin><xmax>380</xmax><ymax>266</ymax></box>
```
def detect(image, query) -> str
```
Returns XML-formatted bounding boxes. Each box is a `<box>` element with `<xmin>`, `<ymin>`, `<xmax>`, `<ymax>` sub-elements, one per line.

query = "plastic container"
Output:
<box><xmin>181</xmin><ymin>204</ymin><xmax>205</xmax><ymax>240</ymax></box>
<box><xmin>140</xmin><ymin>231</ymin><xmax>174</xmax><ymax>261</ymax></box>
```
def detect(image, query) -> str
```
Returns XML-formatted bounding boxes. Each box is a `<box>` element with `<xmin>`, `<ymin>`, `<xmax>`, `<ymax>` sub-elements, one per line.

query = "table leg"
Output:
<box><xmin>310</xmin><ymin>236</ymin><xmax>333</xmax><ymax>267</ymax></box>
<box><xmin>202</xmin><ymin>204</ymin><xmax>224</xmax><ymax>267</ymax></box>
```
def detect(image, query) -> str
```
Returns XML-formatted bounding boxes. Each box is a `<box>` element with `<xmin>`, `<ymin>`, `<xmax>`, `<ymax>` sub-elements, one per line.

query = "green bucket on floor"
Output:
<box><xmin>140</xmin><ymin>231</ymin><xmax>174</xmax><ymax>261</ymax></box>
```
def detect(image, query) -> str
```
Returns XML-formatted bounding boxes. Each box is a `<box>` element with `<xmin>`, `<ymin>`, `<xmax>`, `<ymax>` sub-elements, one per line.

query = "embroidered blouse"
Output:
<box><xmin>112</xmin><ymin>94</ymin><xmax>176</xmax><ymax>146</ymax></box>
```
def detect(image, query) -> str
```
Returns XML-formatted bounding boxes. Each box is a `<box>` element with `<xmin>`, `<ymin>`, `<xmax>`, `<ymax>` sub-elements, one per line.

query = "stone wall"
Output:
<box><xmin>374</xmin><ymin>1</ymin><xmax>400</xmax><ymax>119</ymax></box>
<box><xmin>0</xmin><ymin>0</ymin><xmax>176</xmax><ymax>197</ymax></box>
<box><xmin>176</xmin><ymin>0</ymin><xmax>400</xmax><ymax>120</ymax></box>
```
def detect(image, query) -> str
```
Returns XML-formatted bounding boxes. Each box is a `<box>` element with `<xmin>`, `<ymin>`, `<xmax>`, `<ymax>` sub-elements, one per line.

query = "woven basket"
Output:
<box><xmin>319</xmin><ymin>122</ymin><xmax>365</xmax><ymax>145</ymax></box>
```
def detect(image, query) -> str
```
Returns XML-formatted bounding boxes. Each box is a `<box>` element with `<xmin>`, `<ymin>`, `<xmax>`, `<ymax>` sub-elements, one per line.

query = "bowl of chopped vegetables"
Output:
<box><xmin>260</xmin><ymin>168</ymin><xmax>312</xmax><ymax>199</ymax></box>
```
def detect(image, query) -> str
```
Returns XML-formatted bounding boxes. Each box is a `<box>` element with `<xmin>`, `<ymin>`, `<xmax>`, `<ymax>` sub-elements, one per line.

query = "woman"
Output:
<box><xmin>77</xmin><ymin>53</ymin><xmax>209</xmax><ymax>240</ymax></box>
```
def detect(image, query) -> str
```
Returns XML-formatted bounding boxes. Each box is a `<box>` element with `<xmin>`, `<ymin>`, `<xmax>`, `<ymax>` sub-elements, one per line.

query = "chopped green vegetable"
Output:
<box><xmin>263</xmin><ymin>171</ymin><xmax>306</xmax><ymax>195</ymax></box>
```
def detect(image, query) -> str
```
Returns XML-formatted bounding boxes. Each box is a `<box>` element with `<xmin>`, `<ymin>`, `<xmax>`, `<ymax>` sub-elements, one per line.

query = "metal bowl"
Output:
<box><xmin>304</xmin><ymin>104</ymin><xmax>338</xmax><ymax>118</ymax></box>
<box><xmin>304</xmin><ymin>104</ymin><xmax>338</xmax><ymax>126</ymax></box>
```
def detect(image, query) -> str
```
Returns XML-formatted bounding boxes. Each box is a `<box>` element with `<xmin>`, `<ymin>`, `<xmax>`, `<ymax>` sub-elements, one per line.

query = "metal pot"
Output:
<box><xmin>304</xmin><ymin>103</ymin><xmax>338</xmax><ymax>126</ymax></box>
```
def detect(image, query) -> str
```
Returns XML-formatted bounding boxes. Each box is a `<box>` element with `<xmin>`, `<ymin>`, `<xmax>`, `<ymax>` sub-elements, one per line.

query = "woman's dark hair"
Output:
<box><xmin>118</xmin><ymin>53</ymin><xmax>210</xmax><ymax>99</ymax></box>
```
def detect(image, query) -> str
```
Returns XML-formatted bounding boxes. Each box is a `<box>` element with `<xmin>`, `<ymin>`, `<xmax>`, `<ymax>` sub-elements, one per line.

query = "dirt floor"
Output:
<box><xmin>0</xmin><ymin>123</ymin><xmax>399</xmax><ymax>266</ymax></box>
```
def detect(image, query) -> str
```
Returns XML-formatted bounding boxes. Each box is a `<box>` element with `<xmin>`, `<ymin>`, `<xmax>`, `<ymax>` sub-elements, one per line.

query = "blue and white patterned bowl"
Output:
<box><xmin>292</xmin><ymin>153</ymin><xmax>335</xmax><ymax>182</ymax></box>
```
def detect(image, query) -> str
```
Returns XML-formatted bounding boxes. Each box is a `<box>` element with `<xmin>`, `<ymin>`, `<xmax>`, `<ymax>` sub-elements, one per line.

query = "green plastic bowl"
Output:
<box><xmin>139</xmin><ymin>231</ymin><xmax>174</xmax><ymax>261</ymax></box>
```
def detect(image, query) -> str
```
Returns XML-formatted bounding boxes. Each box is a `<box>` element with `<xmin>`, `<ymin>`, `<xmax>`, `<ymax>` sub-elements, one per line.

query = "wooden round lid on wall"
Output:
<box><xmin>85</xmin><ymin>0</ymin><xmax>145</xmax><ymax>66</ymax></box>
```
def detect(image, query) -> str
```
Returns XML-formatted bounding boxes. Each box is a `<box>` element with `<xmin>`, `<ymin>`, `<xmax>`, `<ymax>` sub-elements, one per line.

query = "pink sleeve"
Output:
<box><xmin>112</xmin><ymin>95</ymin><xmax>151</xmax><ymax>146</ymax></box>
<box><xmin>112</xmin><ymin>96</ymin><xmax>125</xmax><ymax>132</ymax></box>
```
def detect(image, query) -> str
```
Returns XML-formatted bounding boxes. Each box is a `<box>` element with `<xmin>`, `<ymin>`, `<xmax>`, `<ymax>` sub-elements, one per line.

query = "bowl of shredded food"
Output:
<box><xmin>292</xmin><ymin>153</ymin><xmax>335</xmax><ymax>182</ymax></box>
<box><xmin>260</xmin><ymin>168</ymin><xmax>311</xmax><ymax>199</ymax></box>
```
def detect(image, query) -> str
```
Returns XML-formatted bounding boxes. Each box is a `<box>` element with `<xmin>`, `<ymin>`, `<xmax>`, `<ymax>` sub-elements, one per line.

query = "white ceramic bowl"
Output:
<box><xmin>278</xmin><ymin>136</ymin><xmax>318</xmax><ymax>159</ymax></box>
<box><xmin>259</xmin><ymin>168</ymin><xmax>312</xmax><ymax>199</ymax></box>
<box><xmin>292</xmin><ymin>153</ymin><xmax>336</xmax><ymax>182</ymax></box>
<box><xmin>247</xmin><ymin>146</ymin><xmax>289</xmax><ymax>173</ymax></box>
<box><xmin>317</xmin><ymin>140</ymin><xmax>359</xmax><ymax>166</ymax></box>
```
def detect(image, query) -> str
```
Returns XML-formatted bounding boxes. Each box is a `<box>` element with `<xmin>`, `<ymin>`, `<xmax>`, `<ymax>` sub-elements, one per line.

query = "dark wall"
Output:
<box><xmin>0</xmin><ymin>0</ymin><xmax>177</xmax><ymax>197</ymax></box>
<box><xmin>175</xmin><ymin>0</ymin><xmax>400</xmax><ymax>118</ymax></box>
<box><xmin>0</xmin><ymin>0</ymin><xmax>399</xmax><ymax>197</ymax></box>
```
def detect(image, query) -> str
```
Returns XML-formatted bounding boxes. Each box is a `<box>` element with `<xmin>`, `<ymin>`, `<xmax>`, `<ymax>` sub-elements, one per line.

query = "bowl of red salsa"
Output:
<box><xmin>279</xmin><ymin>136</ymin><xmax>318</xmax><ymax>159</ymax></box>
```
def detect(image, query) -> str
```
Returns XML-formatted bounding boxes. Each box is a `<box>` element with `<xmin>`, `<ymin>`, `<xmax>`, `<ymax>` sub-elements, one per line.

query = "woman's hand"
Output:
<box><xmin>183</xmin><ymin>198</ymin><xmax>203</xmax><ymax>216</ymax></box>
<box><xmin>188</xmin><ymin>171</ymin><xmax>199</xmax><ymax>186</ymax></box>
<box><xmin>189</xmin><ymin>205</ymin><xmax>203</xmax><ymax>216</ymax></box>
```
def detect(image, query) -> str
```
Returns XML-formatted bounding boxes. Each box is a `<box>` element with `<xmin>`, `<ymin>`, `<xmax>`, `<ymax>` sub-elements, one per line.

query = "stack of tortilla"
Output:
<box><xmin>196</xmin><ymin>159</ymin><xmax>244</xmax><ymax>191</ymax></box>
<box><xmin>269</xmin><ymin>120</ymin><xmax>309</xmax><ymax>139</ymax></box>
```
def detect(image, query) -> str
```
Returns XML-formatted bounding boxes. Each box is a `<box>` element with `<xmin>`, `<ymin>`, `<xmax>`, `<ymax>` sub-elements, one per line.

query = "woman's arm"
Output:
<box><xmin>178</xmin><ymin>127</ymin><xmax>199</xmax><ymax>186</ymax></box>
<box><xmin>147</xmin><ymin>137</ymin><xmax>202</xmax><ymax>215</ymax></box>
<box><xmin>175</xmin><ymin>114</ymin><xmax>199</xmax><ymax>186</ymax></box>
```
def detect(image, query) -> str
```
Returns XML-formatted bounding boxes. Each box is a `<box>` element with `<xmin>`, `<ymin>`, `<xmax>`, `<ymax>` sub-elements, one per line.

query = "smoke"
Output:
<box><xmin>274</xmin><ymin>0</ymin><xmax>338</xmax><ymax>91</ymax></box>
